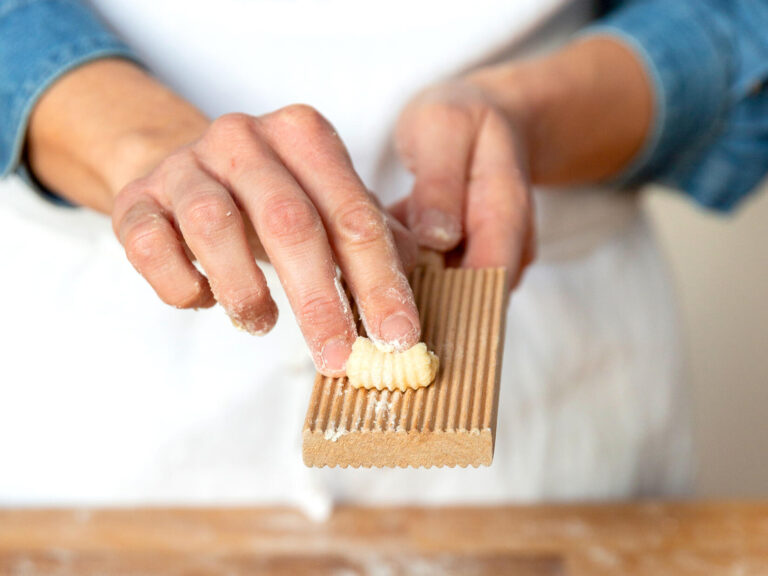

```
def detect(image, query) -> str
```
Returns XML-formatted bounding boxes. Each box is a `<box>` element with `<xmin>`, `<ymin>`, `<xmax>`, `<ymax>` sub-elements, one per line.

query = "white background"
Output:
<box><xmin>646</xmin><ymin>181</ymin><xmax>768</xmax><ymax>497</ymax></box>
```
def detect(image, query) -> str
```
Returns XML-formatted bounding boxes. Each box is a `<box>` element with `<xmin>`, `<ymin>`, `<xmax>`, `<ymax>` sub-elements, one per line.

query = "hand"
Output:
<box><xmin>393</xmin><ymin>81</ymin><xmax>535</xmax><ymax>288</ymax></box>
<box><xmin>111</xmin><ymin>106</ymin><xmax>421</xmax><ymax>375</ymax></box>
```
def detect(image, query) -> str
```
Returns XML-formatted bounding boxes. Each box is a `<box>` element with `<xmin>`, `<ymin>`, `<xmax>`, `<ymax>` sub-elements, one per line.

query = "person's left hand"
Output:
<box><xmin>391</xmin><ymin>80</ymin><xmax>535</xmax><ymax>288</ymax></box>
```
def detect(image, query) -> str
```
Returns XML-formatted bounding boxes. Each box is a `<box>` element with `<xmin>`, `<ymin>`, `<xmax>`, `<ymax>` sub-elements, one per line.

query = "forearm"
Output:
<box><xmin>26</xmin><ymin>59</ymin><xmax>209</xmax><ymax>213</ymax></box>
<box><xmin>467</xmin><ymin>36</ymin><xmax>653</xmax><ymax>186</ymax></box>
<box><xmin>26</xmin><ymin>57</ymin><xmax>424</xmax><ymax>370</ymax></box>
<box><xmin>26</xmin><ymin>35</ymin><xmax>650</xmax><ymax>211</ymax></box>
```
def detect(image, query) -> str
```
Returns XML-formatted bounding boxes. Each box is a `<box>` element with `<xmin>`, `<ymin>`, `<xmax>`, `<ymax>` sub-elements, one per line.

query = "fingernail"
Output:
<box><xmin>320</xmin><ymin>337</ymin><xmax>350</xmax><ymax>373</ymax></box>
<box><xmin>379</xmin><ymin>312</ymin><xmax>418</xmax><ymax>349</ymax></box>
<box><xmin>414</xmin><ymin>209</ymin><xmax>461</xmax><ymax>247</ymax></box>
<box><xmin>226</xmin><ymin>299</ymin><xmax>279</xmax><ymax>336</ymax></box>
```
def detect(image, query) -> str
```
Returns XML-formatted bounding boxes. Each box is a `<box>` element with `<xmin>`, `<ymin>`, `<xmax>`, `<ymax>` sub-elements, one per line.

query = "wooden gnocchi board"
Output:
<box><xmin>302</xmin><ymin>262</ymin><xmax>509</xmax><ymax>468</ymax></box>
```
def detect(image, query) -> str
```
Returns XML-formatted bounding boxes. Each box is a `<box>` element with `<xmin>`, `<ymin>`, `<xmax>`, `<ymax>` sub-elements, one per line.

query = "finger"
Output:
<box><xmin>395</xmin><ymin>99</ymin><xmax>475</xmax><ymax>250</ymax></box>
<box><xmin>113</xmin><ymin>190</ymin><xmax>214</xmax><ymax>309</ymax></box>
<box><xmin>368</xmin><ymin>194</ymin><xmax>419</xmax><ymax>273</ymax></box>
<box><xmin>242</xmin><ymin>212</ymin><xmax>269</xmax><ymax>262</ymax></box>
<box><xmin>261</xmin><ymin>105</ymin><xmax>421</xmax><ymax>351</ymax></box>
<box><xmin>385</xmin><ymin>211</ymin><xmax>419</xmax><ymax>273</ymax></box>
<box><xmin>199</xmin><ymin>113</ymin><xmax>356</xmax><ymax>375</ymax></box>
<box><xmin>387</xmin><ymin>197</ymin><xmax>409</xmax><ymax>226</ymax></box>
<box><xmin>462</xmin><ymin>110</ymin><xmax>534</xmax><ymax>288</ymax></box>
<box><xmin>166</xmin><ymin>151</ymin><xmax>278</xmax><ymax>334</ymax></box>
<box><xmin>387</xmin><ymin>199</ymin><xmax>441</xmax><ymax>272</ymax></box>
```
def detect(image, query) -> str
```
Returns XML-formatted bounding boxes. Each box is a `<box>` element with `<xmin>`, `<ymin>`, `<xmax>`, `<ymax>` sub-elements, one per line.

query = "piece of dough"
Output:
<box><xmin>345</xmin><ymin>337</ymin><xmax>439</xmax><ymax>391</ymax></box>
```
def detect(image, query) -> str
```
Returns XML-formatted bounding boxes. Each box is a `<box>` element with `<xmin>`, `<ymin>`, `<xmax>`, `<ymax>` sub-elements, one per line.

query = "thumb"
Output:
<box><xmin>395</xmin><ymin>97</ymin><xmax>477</xmax><ymax>251</ymax></box>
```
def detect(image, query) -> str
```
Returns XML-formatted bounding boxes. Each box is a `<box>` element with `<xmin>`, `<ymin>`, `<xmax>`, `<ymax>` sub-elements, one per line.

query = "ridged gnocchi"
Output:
<box><xmin>345</xmin><ymin>337</ymin><xmax>439</xmax><ymax>391</ymax></box>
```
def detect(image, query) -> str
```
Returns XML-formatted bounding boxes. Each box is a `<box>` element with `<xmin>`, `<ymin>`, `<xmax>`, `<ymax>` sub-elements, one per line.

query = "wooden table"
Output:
<box><xmin>1</xmin><ymin>503</ymin><xmax>767</xmax><ymax>575</ymax></box>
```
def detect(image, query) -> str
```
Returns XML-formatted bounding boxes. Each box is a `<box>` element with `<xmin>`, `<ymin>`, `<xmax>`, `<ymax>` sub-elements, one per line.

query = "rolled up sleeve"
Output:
<box><xmin>0</xmin><ymin>0</ymin><xmax>140</xmax><ymax>179</ymax></box>
<box><xmin>586</xmin><ymin>0</ymin><xmax>768</xmax><ymax>212</ymax></box>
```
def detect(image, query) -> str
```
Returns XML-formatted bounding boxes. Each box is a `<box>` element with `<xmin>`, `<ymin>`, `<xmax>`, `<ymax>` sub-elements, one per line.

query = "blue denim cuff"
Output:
<box><xmin>583</xmin><ymin>1</ymin><xmax>733</xmax><ymax>186</ymax></box>
<box><xmin>0</xmin><ymin>0</ymin><xmax>141</xmax><ymax>180</ymax></box>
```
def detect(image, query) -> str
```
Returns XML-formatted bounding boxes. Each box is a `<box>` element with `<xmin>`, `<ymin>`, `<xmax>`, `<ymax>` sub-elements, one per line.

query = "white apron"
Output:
<box><xmin>0</xmin><ymin>0</ymin><xmax>692</xmax><ymax>509</ymax></box>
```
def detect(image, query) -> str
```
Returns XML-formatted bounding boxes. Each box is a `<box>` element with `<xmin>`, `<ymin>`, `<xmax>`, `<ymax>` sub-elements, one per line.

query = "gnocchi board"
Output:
<box><xmin>302</xmin><ymin>261</ymin><xmax>509</xmax><ymax>468</ymax></box>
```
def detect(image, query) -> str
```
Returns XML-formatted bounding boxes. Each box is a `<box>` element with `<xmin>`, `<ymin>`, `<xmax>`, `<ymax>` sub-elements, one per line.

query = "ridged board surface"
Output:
<box><xmin>302</xmin><ymin>265</ymin><xmax>508</xmax><ymax>468</ymax></box>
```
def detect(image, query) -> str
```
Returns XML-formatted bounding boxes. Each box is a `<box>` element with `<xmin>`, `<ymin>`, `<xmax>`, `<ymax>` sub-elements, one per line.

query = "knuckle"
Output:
<box><xmin>260</xmin><ymin>198</ymin><xmax>321</xmax><ymax>243</ymax></box>
<box><xmin>275</xmin><ymin>104</ymin><xmax>332</xmax><ymax>136</ymax></box>
<box><xmin>116</xmin><ymin>179</ymin><xmax>149</xmax><ymax>203</ymax></box>
<box><xmin>112</xmin><ymin>185</ymin><xmax>153</xmax><ymax>236</ymax></box>
<box><xmin>422</xmin><ymin>101</ymin><xmax>473</xmax><ymax>129</ymax></box>
<box><xmin>180</xmin><ymin>194</ymin><xmax>237</xmax><ymax>239</ymax></box>
<box><xmin>297</xmin><ymin>292</ymin><xmax>343</xmax><ymax>330</ymax></box>
<box><xmin>334</xmin><ymin>201</ymin><xmax>385</xmax><ymax>248</ymax></box>
<box><xmin>209</xmin><ymin>113</ymin><xmax>254</xmax><ymax>140</ymax></box>
<box><xmin>156</xmin><ymin>149</ymin><xmax>195</xmax><ymax>179</ymax></box>
<box><xmin>123</xmin><ymin>215</ymin><xmax>169</xmax><ymax>269</ymax></box>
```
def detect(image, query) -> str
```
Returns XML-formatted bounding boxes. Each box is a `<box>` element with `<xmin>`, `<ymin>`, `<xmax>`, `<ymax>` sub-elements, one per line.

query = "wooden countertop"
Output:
<box><xmin>1</xmin><ymin>502</ymin><xmax>767</xmax><ymax>575</ymax></box>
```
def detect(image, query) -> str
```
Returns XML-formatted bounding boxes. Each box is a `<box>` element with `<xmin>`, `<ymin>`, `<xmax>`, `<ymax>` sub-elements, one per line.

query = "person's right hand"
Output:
<box><xmin>111</xmin><ymin>106</ymin><xmax>421</xmax><ymax>376</ymax></box>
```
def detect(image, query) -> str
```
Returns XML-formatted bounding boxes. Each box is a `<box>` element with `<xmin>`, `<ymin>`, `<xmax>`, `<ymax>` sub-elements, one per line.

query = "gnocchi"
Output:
<box><xmin>345</xmin><ymin>337</ymin><xmax>439</xmax><ymax>391</ymax></box>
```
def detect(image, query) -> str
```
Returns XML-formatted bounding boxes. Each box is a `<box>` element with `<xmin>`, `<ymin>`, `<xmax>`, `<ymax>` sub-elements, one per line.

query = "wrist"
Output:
<box><xmin>107</xmin><ymin>118</ymin><xmax>209</xmax><ymax>198</ymax></box>
<box><xmin>462</xmin><ymin>62</ymin><xmax>556</xmax><ymax>178</ymax></box>
<box><xmin>27</xmin><ymin>58</ymin><xmax>210</xmax><ymax>212</ymax></box>
<box><xmin>463</xmin><ymin>36</ymin><xmax>653</xmax><ymax>185</ymax></box>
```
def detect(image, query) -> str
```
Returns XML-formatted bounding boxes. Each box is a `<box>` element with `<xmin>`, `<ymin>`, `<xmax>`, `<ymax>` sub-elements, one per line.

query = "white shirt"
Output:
<box><xmin>0</xmin><ymin>0</ymin><xmax>691</xmax><ymax>510</ymax></box>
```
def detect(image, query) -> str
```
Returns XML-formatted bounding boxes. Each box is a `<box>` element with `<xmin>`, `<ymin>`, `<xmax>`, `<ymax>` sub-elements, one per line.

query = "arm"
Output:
<box><xmin>27</xmin><ymin>58</ymin><xmax>423</xmax><ymax>375</ymax></box>
<box><xmin>26</xmin><ymin>58</ymin><xmax>208</xmax><ymax>213</ymax></box>
<box><xmin>466</xmin><ymin>36</ymin><xmax>653</xmax><ymax>187</ymax></box>
<box><xmin>4</xmin><ymin>4</ymin><xmax>422</xmax><ymax>376</ymax></box>
<box><xmin>395</xmin><ymin>0</ymin><xmax>768</xmax><ymax>284</ymax></box>
<box><xmin>393</xmin><ymin>36</ymin><xmax>652</xmax><ymax>287</ymax></box>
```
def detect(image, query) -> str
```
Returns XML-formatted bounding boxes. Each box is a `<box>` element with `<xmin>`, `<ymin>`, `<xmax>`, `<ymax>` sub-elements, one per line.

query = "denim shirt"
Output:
<box><xmin>1</xmin><ymin>0</ymin><xmax>767</xmax><ymax>211</ymax></box>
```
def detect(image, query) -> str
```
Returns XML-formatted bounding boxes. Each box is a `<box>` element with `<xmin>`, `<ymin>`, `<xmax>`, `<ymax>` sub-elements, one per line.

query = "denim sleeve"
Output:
<box><xmin>585</xmin><ymin>0</ymin><xmax>768</xmax><ymax>212</ymax></box>
<box><xmin>0</xmin><ymin>0</ymin><xmax>140</xmax><ymax>185</ymax></box>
